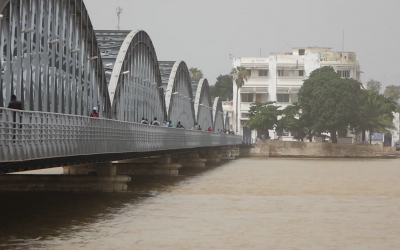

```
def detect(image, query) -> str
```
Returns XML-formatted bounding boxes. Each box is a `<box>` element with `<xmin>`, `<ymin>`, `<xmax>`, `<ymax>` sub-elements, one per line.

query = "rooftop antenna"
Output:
<box><xmin>116</xmin><ymin>6</ymin><xmax>123</xmax><ymax>30</ymax></box>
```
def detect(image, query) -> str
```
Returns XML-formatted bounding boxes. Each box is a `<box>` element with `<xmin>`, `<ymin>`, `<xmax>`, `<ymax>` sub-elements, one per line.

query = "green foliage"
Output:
<box><xmin>247</xmin><ymin>102</ymin><xmax>281</xmax><ymax>137</ymax></box>
<box><xmin>278</xmin><ymin>103</ymin><xmax>313</xmax><ymax>141</ymax></box>
<box><xmin>366</xmin><ymin>79</ymin><xmax>382</xmax><ymax>93</ymax></box>
<box><xmin>209</xmin><ymin>74</ymin><xmax>233</xmax><ymax>100</ymax></box>
<box><xmin>358</xmin><ymin>91</ymin><xmax>396</xmax><ymax>144</ymax></box>
<box><xmin>230</xmin><ymin>66</ymin><xmax>249</xmax><ymax>89</ymax></box>
<box><xmin>384</xmin><ymin>85</ymin><xmax>400</xmax><ymax>103</ymax></box>
<box><xmin>297</xmin><ymin>66</ymin><xmax>364</xmax><ymax>143</ymax></box>
<box><xmin>189</xmin><ymin>68</ymin><xmax>203</xmax><ymax>79</ymax></box>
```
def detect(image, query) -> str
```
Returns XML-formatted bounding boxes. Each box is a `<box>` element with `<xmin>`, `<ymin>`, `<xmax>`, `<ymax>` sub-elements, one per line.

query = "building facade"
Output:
<box><xmin>232</xmin><ymin>46</ymin><xmax>361</xmax><ymax>140</ymax></box>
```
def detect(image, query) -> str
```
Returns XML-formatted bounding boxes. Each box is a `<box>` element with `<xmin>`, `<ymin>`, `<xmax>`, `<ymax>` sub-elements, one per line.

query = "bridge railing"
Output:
<box><xmin>0</xmin><ymin>108</ymin><xmax>242</xmax><ymax>162</ymax></box>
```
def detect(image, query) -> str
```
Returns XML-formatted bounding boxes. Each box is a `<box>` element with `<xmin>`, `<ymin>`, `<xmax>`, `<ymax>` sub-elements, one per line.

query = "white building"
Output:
<box><xmin>232</xmin><ymin>46</ymin><xmax>361</xmax><ymax>140</ymax></box>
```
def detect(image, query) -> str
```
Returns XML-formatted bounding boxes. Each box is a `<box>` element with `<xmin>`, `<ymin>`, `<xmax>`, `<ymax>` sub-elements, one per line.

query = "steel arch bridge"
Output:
<box><xmin>194</xmin><ymin>78</ymin><xmax>213</xmax><ymax>130</ymax></box>
<box><xmin>0</xmin><ymin>0</ymin><xmax>111</xmax><ymax>117</ymax></box>
<box><xmin>0</xmin><ymin>0</ymin><xmax>241</xmax><ymax>172</ymax></box>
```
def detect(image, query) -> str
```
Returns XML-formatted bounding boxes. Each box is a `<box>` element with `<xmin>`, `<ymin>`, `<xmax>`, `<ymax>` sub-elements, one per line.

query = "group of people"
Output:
<box><xmin>8</xmin><ymin>98</ymin><xmax>230</xmax><ymax>134</ymax></box>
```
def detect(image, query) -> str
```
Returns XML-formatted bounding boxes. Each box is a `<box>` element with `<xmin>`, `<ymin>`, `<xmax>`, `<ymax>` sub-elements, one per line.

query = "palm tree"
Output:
<box><xmin>230</xmin><ymin>66</ymin><xmax>250</xmax><ymax>134</ymax></box>
<box><xmin>360</xmin><ymin>92</ymin><xmax>396</xmax><ymax>145</ymax></box>
<box><xmin>189</xmin><ymin>68</ymin><xmax>203</xmax><ymax>79</ymax></box>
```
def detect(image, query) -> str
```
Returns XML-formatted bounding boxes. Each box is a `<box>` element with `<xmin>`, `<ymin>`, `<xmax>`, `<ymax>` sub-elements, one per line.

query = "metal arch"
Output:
<box><xmin>212</xmin><ymin>97</ymin><xmax>224</xmax><ymax>133</ymax></box>
<box><xmin>165</xmin><ymin>61</ymin><xmax>195</xmax><ymax>128</ymax></box>
<box><xmin>0</xmin><ymin>0</ymin><xmax>111</xmax><ymax>117</ymax></box>
<box><xmin>224</xmin><ymin>112</ymin><xmax>230</xmax><ymax>131</ymax></box>
<box><xmin>194</xmin><ymin>78</ymin><xmax>213</xmax><ymax>130</ymax></box>
<box><xmin>106</xmin><ymin>30</ymin><xmax>165</xmax><ymax>122</ymax></box>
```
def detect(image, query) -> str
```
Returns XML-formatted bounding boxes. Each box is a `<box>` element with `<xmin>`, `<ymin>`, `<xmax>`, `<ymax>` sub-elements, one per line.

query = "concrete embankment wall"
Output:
<box><xmin>246</xmin><ymin>140</ymin><xmax>396</xmax><ymax>158</ymax></box>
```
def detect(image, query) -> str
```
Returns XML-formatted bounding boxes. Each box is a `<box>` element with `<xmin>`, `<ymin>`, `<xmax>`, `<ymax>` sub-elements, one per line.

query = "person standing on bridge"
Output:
<box><xmin>7</xmin><ymin>95</ymin><xmax>23</xmax><ymax>111</ymax></box>
<box><xmin>90</xmin><ymin>107</ymin><xmax>99</xmax><ymax>118</ymax></box>
<box><xmin>7</xmin><ymin>95</ymin><xmax>24</xmax><ymax>141</ymax></box>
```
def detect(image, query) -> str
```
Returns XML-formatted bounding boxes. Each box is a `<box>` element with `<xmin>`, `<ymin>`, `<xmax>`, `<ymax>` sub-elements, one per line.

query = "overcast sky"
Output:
<box><xmin>84</xmin><ymin>0</ymin><xmax>400</xmax><ymax>88</ymax></box>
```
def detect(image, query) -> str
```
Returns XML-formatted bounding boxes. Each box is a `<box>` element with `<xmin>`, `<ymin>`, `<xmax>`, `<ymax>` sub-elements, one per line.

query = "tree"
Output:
<box><xmin>247</xmin><ymin>102</ymin><xmax>281</xmax><ymax>139</ymax></box>
<box><xmin>297</xmin><ymin>66</ymin><xmax>364</xmax><ymax>143</ymax></box>
<box><xmin>384</xmin><ymin>85</ymin><xmax>400</xmax><ymax>103</ymax></box>
<box><xmin>358</xmin><ymin>91</ymin><xmax>396</xmax><ymax>145</ymax></box>
<box><xmin>189</xmin><ymin>68</ymin><xmax>203</xmax><ymax>79</ymax></box>
<box><xmin>209</xmin><ymin>74</ymin><xmax>233</xmax><ymax>100</ymax></box>
<box><xmin>278</xmin><ymin>104</ymin><xmax>313</xmax><ymax>142</ymax></box>
<box><xmin>366</xmin><ymin>79</ymin><xmax>382</xmax><ymax>93</ymax></box>
<box><xmin>230</xmin><ymin>66</ymin><xmax>250</xmax><ymax>133</ymax></box>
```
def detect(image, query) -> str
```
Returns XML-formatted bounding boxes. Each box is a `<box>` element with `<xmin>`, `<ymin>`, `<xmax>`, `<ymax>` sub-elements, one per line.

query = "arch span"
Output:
<box><xmin>106</xmin><ymin>30</ymin><xmax>165</xmax><ymax>122</ymax></box>
<box><xmin>165</xmin><ymin>61</ymin><xmax>195</xmax><ymax>128</ymax></box>
<box><xmin>0</xmin><ymin>0</ymin><xmax>111</xmax><ymax>117</ymax></box>
<box><xmin>194</xmin><ymin>78</ymin><xmax>213</xmax><ymax>130</ymax></box>
<box><xmin>212</xmin><ymin>97</ymin><xmax>224</xmax><ymax>133</ymax></box>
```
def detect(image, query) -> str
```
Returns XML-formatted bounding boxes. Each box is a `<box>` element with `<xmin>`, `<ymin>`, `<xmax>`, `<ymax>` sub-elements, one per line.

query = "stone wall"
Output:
<box><xmin>247</xmin><ymin>140</ymin><xmax>396</xmax><ymax>158</ymax></box>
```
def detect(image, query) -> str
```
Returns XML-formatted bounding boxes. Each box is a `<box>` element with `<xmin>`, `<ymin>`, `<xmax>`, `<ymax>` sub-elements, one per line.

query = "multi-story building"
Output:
<box><xmin>232</xmin><ymin>46</ymin><xmax>362</xmax><ymax>140</ymax></box>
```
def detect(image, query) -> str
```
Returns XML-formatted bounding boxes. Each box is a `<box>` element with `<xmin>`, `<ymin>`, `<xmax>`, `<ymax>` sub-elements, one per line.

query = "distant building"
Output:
<box><xmin>231</xmin><ymin>46</ymin><xmax>362</xmax><ymax>140</ymax></box>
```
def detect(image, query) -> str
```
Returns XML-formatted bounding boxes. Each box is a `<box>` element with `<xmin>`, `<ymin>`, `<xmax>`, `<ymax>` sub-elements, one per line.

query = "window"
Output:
<box><xmin>291</xmin><ymin>94</ymin><xmax>298</xmax><ymax>103</ymax></box>
<box><xmin>258</xmin><ymin>69</ymin><xmax>269</xmax><ymax>76</ymax></box>
<box><xmin>247</xmin><ymin>69</ymin><xmax>252</xmax><ymax>76</ymax></box>
<box><xmin>278</xmin><ymin>70</ymin><xmax>290</xmax><ymax>77</ymax></box>
<box><xmin>298</xmin><ymin>49</ymin><xmax>305</xmax><ymax>55</ymax></box>
<box><xmin>337</xmin><ymin>70</ymin><xmax>350</xmax><ymax>78</ymax></box>
<box><xmin>277</xmin><ymin>94</ymin><xmax>290</xmax><ymax>103</ymax></box>
<box><xmin>256</xmin><ymin>93</ymin><xmax>268</xmax><ymax>102</ymax></box>
<box><xmin>293</xmin><ymin>70</ymin><xmax>304</xmax><ymax>77</ymax></box>
<box><xmin>241</xmin><ymin>93</ymin><xmax>254</xmax><ymax>102</ymax></box>
<box><xmin>241</xmin><ymin>113</ymin><xmax>250</xmax><ymax>118</ymax></box>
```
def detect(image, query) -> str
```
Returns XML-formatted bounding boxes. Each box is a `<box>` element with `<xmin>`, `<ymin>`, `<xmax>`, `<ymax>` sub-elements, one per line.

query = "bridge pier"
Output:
<box><xmin>0</xmin><ymin>162</ymin><xmax>130</xmax><ymax>193</ymax></box>
<box><xmin>172</xmin><ymin>153</ymin><xmax>208</xmax><ymax>167</ymax></box>
<box><xmin>199</xmin><ymin>150</ymin><xmax>222</xmax><ymax>164</ymax></box>
<box><xmin>114</xmin><ymin>156</ymin><xmax>181</xmax><ymax>176</ymax></box>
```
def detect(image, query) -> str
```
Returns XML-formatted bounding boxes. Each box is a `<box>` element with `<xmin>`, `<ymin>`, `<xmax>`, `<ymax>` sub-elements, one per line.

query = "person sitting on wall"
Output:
<box><xmin>151</xmin><ymin>117</ymin><xmax>160</xmax><ymax>126</ymax></box>
<box><xmin>198</xmin><ymin>125</ymin><xmax>202</xmax><ymax>131</ymax></box>
<box><xmin>176</xmin><ymin>121</ymin><xmax>184</xmax><ymax>129</ymax></box>
<box><xmin>207</xmin><ymin>127</ymin><xmax>212</xmax><ymax>132</ymax></box>
<box><xmin>168</xmin><ymin>120</ymin><xmax>174</xmax><ymax>127</ymax></box>
<box><xmin>141</xmin><ymin>117</ymin><xmax>148</xmax><ymax>124</ymax></box>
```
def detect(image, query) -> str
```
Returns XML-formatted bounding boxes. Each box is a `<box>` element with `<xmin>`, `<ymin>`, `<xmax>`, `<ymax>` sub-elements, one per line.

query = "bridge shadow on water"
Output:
<box><xmin>0</xmin><ymin>163</ymin><xmax>223</xmax><ymax>248</ymax></box>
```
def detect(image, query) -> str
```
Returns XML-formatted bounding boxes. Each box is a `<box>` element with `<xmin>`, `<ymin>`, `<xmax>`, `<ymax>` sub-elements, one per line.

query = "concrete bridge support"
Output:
<box><xmin>1</xmin><ymin>163</ymin><xmax>130</xmax><ymax>192</ymax></box>
<box><xmin>114</xmin><ymin>155</ymin><xmax>181</xmax><ymax>176</ymax></box>
<box><xmin>172</xmin><ymin>153</ymin><xmax>207</xmax><ymax>167</ymax></box>
<box><xmin>199</xmin><ymin>150</ymin><xmax>222</xmax><ymax>164</ymax></box>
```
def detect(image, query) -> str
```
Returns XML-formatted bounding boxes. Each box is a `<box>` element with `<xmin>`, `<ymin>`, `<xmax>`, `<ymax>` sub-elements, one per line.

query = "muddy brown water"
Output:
<box><xmin>1</xmin><ymin>158</ymin><xmax>400</xmax><ymax>249</ymax></box>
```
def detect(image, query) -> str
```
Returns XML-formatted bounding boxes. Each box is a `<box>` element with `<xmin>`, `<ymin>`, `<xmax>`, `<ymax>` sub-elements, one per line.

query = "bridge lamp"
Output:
<box><xmin>0</xmin><ymin>14</ymin><xmax>3</xmax><ymax>19</ymax></box>
<box><xmin>105</xmin><ymin>71</ymin><xmax>112</xmax><ymax>75</ymax></box>
<box><xmin>173</xmin><ymin>92</ymin><xmax>178</xmax><ymax>95</ymax></box>
<box><xmin>48</xmin><ymin>39</ymin><xmax>59</xmax><ymax>44</ymax></box>
<box><xmin>105</xmin><ymin>63</ymin><xmax>112</xmax><ymax>67</ymax></box>
<box><xmin>122</xmin><ymin>71</ymin><xmax>130</xmax><ymax>75</ymax></box>
<box><xmin>21</xmin><ymin>28</ymin><xmax>35</xmax><ymax>33</ymax></box>
<box><xmin>70</xmin><ymin>49</ymin><xmax>80</xmax><ymax>53</ymax></box>
<box><xmin>88</xmin><ymin>56</ymin><xmax>98</xmax><ymax>60</ymax></box>
<box><xmin>158</xmin><ymin>86</ymin><xmax>164</xmax><ymax>89</ymax></box>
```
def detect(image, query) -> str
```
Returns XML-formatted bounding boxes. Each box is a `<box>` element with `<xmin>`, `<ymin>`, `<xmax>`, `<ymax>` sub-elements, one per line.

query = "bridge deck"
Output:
<box><xmin>0</xmin><ymin>108</ymin><xmax>242</xmax><ymax>172</ymax></box>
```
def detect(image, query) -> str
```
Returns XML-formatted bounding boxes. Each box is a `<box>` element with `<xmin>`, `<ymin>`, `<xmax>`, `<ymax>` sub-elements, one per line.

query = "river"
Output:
<box><xmin>1</xmin><ymin>158</ymin><xmax>400</xmax><ymax>249</ymax></box>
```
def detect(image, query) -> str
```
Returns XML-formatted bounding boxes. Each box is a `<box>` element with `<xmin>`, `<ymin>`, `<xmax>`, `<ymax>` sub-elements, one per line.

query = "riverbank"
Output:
<box><xmin>244</xmin><ymin>140</ymin><xmax>399</xmax><ymax>158</ymax></box>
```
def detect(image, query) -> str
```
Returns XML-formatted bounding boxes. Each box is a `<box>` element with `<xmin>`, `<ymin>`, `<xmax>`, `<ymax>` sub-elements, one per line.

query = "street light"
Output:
<box><xmin>47</xmin><ymin>39</ymin><xmax>59</xmax><ymax>44</ymax></box>
<box><xmin>88</xmin><ymin>55</ymin><xmax>98</xmax><ymax>60</ymax></box>
<box><xmin>0</xmin><ymin>14</ymin><xmax>4</xmax><ymax>20</ymax></box>
<box><xmin>70</xmin><ymin>48</ymin><xmax>80</xmax><ymax>53</ymax></box>
<box><xmin>21</xmin><ymin>28</ymin><xmax>35</xmax><ymax>33</ymax></box>
<box><xmin>122</xmin><ymin>71</ymin><xmax>129</xmax><ymax>75</ymax></box>
<box><xmin>173</xmin><ymin>92</ymin><xmax>178</xmax><ymax>95</ymax></box>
